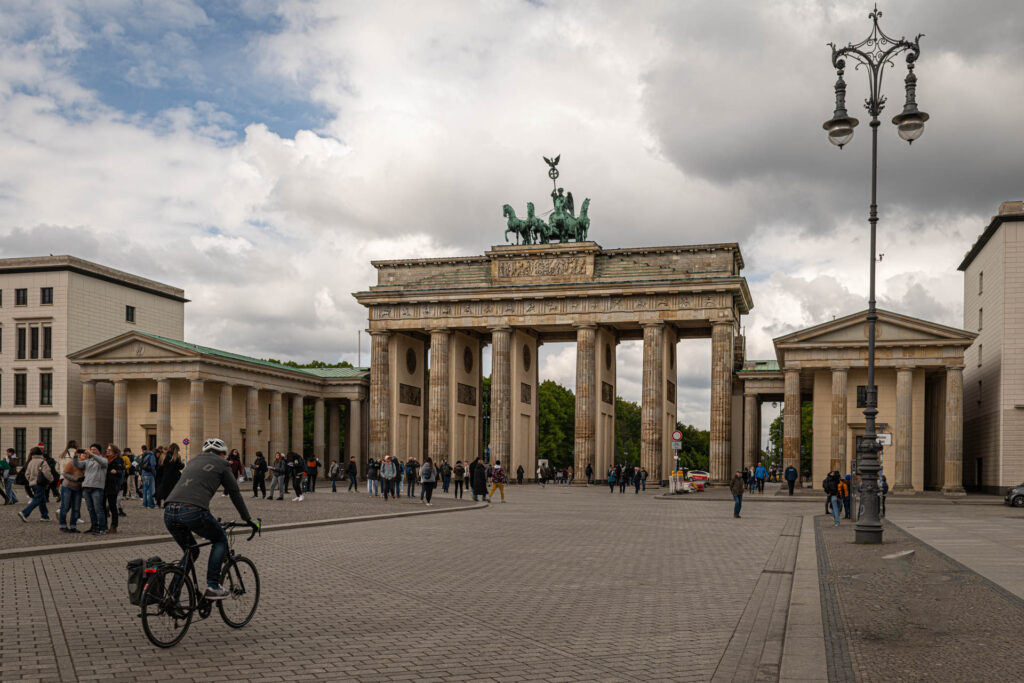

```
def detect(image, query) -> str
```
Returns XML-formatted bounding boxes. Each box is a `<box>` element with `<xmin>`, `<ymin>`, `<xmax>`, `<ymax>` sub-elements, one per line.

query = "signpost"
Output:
<box><xmin>183</xmin><ymin>437</ymin><xmax>190</xmax><ymax>461</ymax></box>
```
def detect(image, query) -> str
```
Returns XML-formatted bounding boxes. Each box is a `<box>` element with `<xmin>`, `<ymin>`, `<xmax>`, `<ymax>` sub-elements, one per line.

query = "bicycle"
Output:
<box><xmin>138</xmin><ymin>519</ymin><xmax>261</xmax><ymax>648</ymax></box>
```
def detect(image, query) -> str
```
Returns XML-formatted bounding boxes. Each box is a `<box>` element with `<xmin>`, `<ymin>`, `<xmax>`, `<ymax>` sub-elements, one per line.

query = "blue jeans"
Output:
<box><xmin>141</xmin><ymin>473</ymin><xmax>155</xmax><ymax>508</ymax></box>
<box><xmin>164</xmin><ymin>504</ymin><xmax>227</xmax><ymax>588</ymax></box>
<box><xmin>83</xmin><ymin>487</ymin><xmax>106</xmax><ymax>529</ymax></box>
<box><xmin>831</xmin><ymin>495</ymin><xmax>841</xmax><ymax>524</ymax></box>
<box><xmin>21</xmin><ymin>484</ymin><xmax>50</xmax><ymax>519</ymax></box>
<box><xmin>59</xmin><ymin>487</ymin><xmax>83</xmax><ymax>529</ymax></box>
<box><xmin>733</xmin><ymin>494</ymin><xmax>743</xmax><ymax>516</ymax></box>
<box><xmin>331</xmin><ymin>479</ymin><xmax>337</xmax><ymax>492</ymax></box>
<box><xmin>368</xmin><ymin>479</ymin><xmax>379</xmax><ymax>495</ymax></box>
<box><xmin>442</xmin><ymin>475</ymin><xmax>451</xmax><ymax>493</ymax></box>
<box><xmin>5</xmin><ymin>478</ymin><xmax>18</xmax><ymax>503</ymax></box>
<box><xmin>348</xmin><ymin>476</ymin><xmax>359</xmax><ymax>491</ymax></box>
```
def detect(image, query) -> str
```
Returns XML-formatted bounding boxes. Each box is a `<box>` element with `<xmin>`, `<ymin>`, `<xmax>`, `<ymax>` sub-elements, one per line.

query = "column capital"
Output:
<box><xmin>711</xmin><ymin>319</ymin><xmax>735</xmax><ymax>329</ymax></box>
<box><xmin>489</xmin><ymin>325</ymin><xmax>511</xmax><ymax>333</ymax></box>
<box><xmin>573</xmin><ymin>322</ymin><xmax>598</xmax><ymax>330</ymax></box>
<box><xmin>946</xmin><ymin>364</ymin><xmax>965</xmax><ymax>373</ymax></box>
<box><xmin>829</xmin><ymin>366</ymin><xmax>849</xmax><ymax>374</ymax></box>
<box><xmin>641</xmin><ymin>321</ymin><xmax>665</xmax><ymax>330</ymax></box>
<box><xmin>896</xmin><ymin>365</ymin><xmax>916</xmax><ymax>373</ymax></box>
<box><xmin>367</xmin><ymin>329</ymin><xmax>391</xmax><ymax>338</ymax></box>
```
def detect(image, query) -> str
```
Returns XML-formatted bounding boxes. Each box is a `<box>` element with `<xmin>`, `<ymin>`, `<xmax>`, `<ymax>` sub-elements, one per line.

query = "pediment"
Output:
<box><xmin>69</xmin><ymin>333</ymin><xmax>198</xmax><ymax>362</ymax></box>
<box><xmin>774</xmin><ymin>309</ymin><xmax>977</xmax><ymax>348</ymax></box>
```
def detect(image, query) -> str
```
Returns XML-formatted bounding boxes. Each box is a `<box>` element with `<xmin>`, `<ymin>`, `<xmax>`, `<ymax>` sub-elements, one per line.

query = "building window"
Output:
<box><xmin>30</xmin><ymin>326</ymin><xmax>39</xmax><ymax>359</ymax></box>
<box><xmin>979</xmin><ymin>271</ymin><xmax>983</xmax><ymax>295</ymax></box>
<box><xmin>978</xmin><ymin>344</ymin><xmax>983</xmax><ymax>367</ymax></box>
<box><xmin>978</xmin><ymin>307</ymin><xmax>983</xmax><ymax>331</ymax></box>
<box><xmin>14</xmin><ymin>428</ymin><xmax>26</xmax><ymax>460</ymax></box>
<box><xmin>14</xmin><ymin>373</ymin><xmax>27</xmax><ymax>406</ymax></box>
<box><xmin>978</xmin><ymin>380</ymin><xmax>983</xmax><ymax>405</ymax></box>
<box><xmin>42</xmin><ymin>326</ymin><xmax>51</xmax><ymax>359</ymax></box>
<box><xmin>0</xmin><ymin>289</ymin><xmax>3</xmax><ymax>306</ymax></box>
<box><xmin>126</xmin><ymin>305</ymin><xmax>136</xmax><ymax>323</ymax></box>
<box><xmin>40</xmin><ymin>287</ymin><xmax>53</xmax><ymax>305</ymax></box>
<box><xmin>40</xmin><ymin>373</ymin><xmax>52</xmax><ymax>406</ymax></box>
<box><xmin>16</xmin><ymin>326</ymin><xmax>26</xmax><ymax>359</ymax></box>
<box><xmin>39</xmin><ymin>428</ymin><xmax>52</xmax><ymax>457</ymax></box>
<box><xmin>150</xmin><ymin>393</ymin><xmax>158</xmax><ymax>412</ymax></box>
<box><xmin>15</xmin><ymin>288</ymin><xmax>27</xmax><ymax>306</ymax></box>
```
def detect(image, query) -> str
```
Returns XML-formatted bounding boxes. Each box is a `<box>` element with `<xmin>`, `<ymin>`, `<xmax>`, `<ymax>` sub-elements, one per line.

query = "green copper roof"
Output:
<box><xmin>738</xmin><ymin>359</ymin><xmax>780</xmax><ymax>373</ymax></box>
<box><xmin>136</xmin><ymin>332</ymin><xmax>369</xmax><ymax>379</ymax></box>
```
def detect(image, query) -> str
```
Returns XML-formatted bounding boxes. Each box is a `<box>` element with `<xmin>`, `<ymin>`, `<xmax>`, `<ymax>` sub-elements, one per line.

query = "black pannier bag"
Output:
<box><xmin>127</xmin><ymin>556</ymin><xmax>165</xmax><ymax>605</ymax></box>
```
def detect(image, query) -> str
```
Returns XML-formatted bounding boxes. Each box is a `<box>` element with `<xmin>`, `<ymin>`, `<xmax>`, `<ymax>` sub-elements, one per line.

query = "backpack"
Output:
<box><xmin>140</xmin><ymin>454</ymin><xmax>153</xmax><ymax>473</ymax></box>
<box><xmin>15</xmin><ymin>465</ymin><xmax>28</xmax><ymax>486</ymax></box>
<box><xmin>307</xmin><ymin>459</ymin><xmax>317</xmax><ymax>470</ymax></box>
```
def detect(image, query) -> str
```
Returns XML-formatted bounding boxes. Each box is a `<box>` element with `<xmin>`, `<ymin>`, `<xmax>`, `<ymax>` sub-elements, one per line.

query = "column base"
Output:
<box><xmin>941</xmin><ymin>486</ymin><xmax>967</xmax><ymax>497</ymax></box>
<box><xmin>891</xmin><ymin>486</ymin><xmax>919</xmax><ymax>495</ymax></box>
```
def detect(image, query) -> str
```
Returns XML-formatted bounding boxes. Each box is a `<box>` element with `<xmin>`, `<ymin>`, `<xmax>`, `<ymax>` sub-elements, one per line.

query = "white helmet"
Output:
<box><xmin>202</xmin><ymin>438</ymin><xmax>228</xmax><ymax>455</ymax></box>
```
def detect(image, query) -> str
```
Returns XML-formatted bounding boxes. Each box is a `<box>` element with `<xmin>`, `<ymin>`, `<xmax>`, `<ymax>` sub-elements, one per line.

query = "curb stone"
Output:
<box><xmin>0</xmin><ymin>500</ymin><xmax>489</xmax><ymax>560</ymax></box>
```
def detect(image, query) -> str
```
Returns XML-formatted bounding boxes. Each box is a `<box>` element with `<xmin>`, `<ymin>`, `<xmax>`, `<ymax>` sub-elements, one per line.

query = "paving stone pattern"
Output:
<box><xmin>1</xmin><ymin>485</ymin><xmax>472</xmax><ymax>551</ymax></box>
<box><xmin>1</xmin><ymin>486</ymin><xmax>817</xmax><ymax>682</ymax></box>
<box><xmin>816</xmin><ymin>515</ymin><xmax>1024</xmax><ymax>682</ymax></box>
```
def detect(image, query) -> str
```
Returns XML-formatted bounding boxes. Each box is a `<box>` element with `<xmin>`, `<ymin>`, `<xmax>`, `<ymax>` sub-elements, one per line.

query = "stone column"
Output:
<box><xmin>574</xmin><ymin>324</ymin><xmax>596</xmax><ymax>481</ymax></box>
<box><xmin>189</xmin><ymin>379</ymin><xmax>205</xmax><ymax>450</ymax></box>
<box><xmin>894</xmin><ymin>367</ymin><xmax>914</xmax><ymax>492</ymax></box>
<box><xmin>743</xmin><ymin>393</ymin><xmax>758</xmax><ymax>468</ymax></box>
<box><xmin>942</xmin><ymin>366</ymin><xmax>966</xmax><ymax>496</ymax></box>
<box><xmin>328</xmin><ymin>400</ymin><xmax>340</xmax><ymax>465</ymax></box>
<box><xmin>155</xmin><ymin>379</ymin><xmax>170</xmax><ymax>448</ymax></box>
<box><xmin>709</xmin><ymin>322</ymin><xmax>734</xmax><ymax>484</ymax></box>
<box><xmin>291</xmin><ymin>394</ymin><xmax>303</xmax><ymax>454</ymax></box>
<box><xmin>270</xmin><ymin>390</ymin><xmax>284</xmax><ymax>457</ymax></box>
<box><xmin>245</xmin><ymin>386</ymin><xmax>259</xmax><ymax>464</ymax></box>
<box><xmin>313</xmin><ymin>398</ymin><xmax>325</xmax><ymax>462</ymax></box>
<box><xmin>349</xmin><ymin>397</ymin><xmax>362</xmax><ymax>474</ymax></box>
<box><xmin>369</xmin><ymin>331</ymin><xmax>391</xmax><ymax>462</ymax></box>
<box><xmin>783</xmin><ymin>369</ymin><xmax>801</xmax><ymax>474</ymax></box>
<box><xmin>219</xmin><ymin>383</ymin><xmax>233</xmax><ymax>452</ymax></box>
<box><xmin>830</xmin><ymin>368</ymin><xmax>848</xmax><ymax>474</ymax></box>
<box><xmin>641</xmin><ymin>323</ymin><xmax>664</xmax><ymax>479</ymax></box>
<box><xmin>490</xmin><ymin>327</ymin><xmax>511</xmax><ymax>466</ymax></box>
<box><xmin>428</xmin><ymin>329</ymin><xmax>451</xmax><ymax>465</ymax></box>
<box><xmin>81</xmin><ymin>380</ymin><xmax>96</xmax><ymax>447</ymax></box>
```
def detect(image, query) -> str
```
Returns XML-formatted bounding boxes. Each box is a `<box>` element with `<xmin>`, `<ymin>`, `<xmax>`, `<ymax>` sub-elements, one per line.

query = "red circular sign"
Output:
<box><xmin>672</xmin><ymin>430</ymin><xmax>683</xmax><ymax>442</ymax></box>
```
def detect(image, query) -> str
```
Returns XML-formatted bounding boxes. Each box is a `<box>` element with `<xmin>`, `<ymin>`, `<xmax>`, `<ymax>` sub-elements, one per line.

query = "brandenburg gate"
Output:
<box><xmin>353</xmin><ymin>158</ymin><xmax>752</xmax><ymax>484</ymax></box>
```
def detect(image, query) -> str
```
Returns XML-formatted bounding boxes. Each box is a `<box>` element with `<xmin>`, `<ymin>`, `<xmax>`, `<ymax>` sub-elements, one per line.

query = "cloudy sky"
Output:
<box><xmin>2</xmin><ymin>0</ymin><xmax>1021</xmax><ymax>435</ymax></box>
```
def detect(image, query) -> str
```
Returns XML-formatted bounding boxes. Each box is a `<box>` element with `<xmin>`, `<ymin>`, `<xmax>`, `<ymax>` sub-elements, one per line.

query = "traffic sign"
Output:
<box><xmin>671</xmin><ymin>441</ymin><xmax>683</xmax><ymax>450</ymax></box>
<box><xmin>876</xmin><ymin>433</ymin><xmax>892</xmax><ymax>446</ymax></box>
<box><xmin>182</xmin><ymin>438</ymin><xmax>190</xmax><ymax>446</ymax></box>
<box><xmin>672</xmin><ymin>430</ymin><xmax>683</xmax><ymax>442</ymax></box>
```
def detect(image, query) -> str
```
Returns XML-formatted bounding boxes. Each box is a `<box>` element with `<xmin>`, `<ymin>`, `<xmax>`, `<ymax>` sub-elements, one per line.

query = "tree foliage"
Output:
<box><xmin>767</xmin><ymin>402</ymin><xmax>814</xmax><ymax>473</ymax></box>
<box><xmin>537</xmin><ymin>380</ymin><xmax>575</xmax><ymax>469</ymax></box>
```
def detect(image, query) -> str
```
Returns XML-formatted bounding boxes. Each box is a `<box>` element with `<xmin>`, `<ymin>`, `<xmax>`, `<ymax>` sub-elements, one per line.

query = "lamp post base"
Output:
<box><xmin>854</xmin><ymin>524</ymin><xmax>883</xmax><ymax>544</ymax></box>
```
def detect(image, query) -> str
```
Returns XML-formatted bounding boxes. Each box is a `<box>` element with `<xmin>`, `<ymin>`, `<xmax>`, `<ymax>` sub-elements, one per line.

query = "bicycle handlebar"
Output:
<box><xmin>220</xmin><ymin>519</ymin><xmax>262</xmax><ymax>541</ymax></box>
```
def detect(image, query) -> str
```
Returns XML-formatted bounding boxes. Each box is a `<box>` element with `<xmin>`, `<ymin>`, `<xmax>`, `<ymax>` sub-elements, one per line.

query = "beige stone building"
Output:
<box><xmin>0</xmin><ymin>256</ymin><xmax>185</xmax><ymax>458</ymax></box>
<box><xmin>959</xmin><ymin>200</ymin><xmax>1024</xmax><ymax>492</ymax></box>
<box><xmin>738</xmin><ymin>310</ymin><xmax>975</xmax><ymax>493</ymax></box>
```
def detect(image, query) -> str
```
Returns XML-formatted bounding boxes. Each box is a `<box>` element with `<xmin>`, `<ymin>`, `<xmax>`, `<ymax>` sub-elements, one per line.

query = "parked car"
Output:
<box><xmin>1004</xmin><ymin>483</ymin><xmax>1024</xmax><ymax>507</ymax></box>
<box><xmin>687</xmin><ymin>470</ymin><xmax>710</xmax><ymax>482</ymax></box>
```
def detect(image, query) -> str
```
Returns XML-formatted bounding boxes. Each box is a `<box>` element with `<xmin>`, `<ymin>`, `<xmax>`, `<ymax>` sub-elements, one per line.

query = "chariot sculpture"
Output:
<box><xmin>504</xmin><ymin>155</ymin><xmax>591</xmax><ymax>244</ymax></box>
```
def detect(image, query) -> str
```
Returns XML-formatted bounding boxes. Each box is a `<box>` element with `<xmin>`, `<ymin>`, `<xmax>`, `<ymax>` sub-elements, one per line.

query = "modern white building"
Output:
<box><xmin>959</xmin><ymin>200</ymin><xmax>1024</xmax><ymax>493</ymax></box>
<box><xmin>0</xmin><ymin>255</ymin><xmax>186</xmax><ymax>458</ymax></box>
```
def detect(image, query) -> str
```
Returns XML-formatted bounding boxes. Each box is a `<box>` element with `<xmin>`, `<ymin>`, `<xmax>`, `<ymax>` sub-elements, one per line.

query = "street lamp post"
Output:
<box><xmin>823</xmin><ymin>6</ymin><xmax>928</xmax><ymax>544</ymax></box>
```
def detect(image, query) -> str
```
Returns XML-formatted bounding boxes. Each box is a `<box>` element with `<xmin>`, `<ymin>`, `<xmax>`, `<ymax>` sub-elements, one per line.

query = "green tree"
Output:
<box><xmin>614</xmin><ymin>397</ymin><xmax>641</xmax><ymax>467</ymax></box>
<box><xmin>537</xmin><ymin>380</ymin><xmax>575</xmax><ymax>469</ymax></box>
<box><xmin>767</xmin><ymin>404</ymin><xmax>813</xmax><ymax>474</ymax></box>
<box><xmin>769</xmin><ymin>413</ymin><xmax>783</xmax><ymax>465</ymax></box>
<box><xmin>674</xmin><ymin>422</ymin><xmax>710</xmax><ymax>471</ymax></box>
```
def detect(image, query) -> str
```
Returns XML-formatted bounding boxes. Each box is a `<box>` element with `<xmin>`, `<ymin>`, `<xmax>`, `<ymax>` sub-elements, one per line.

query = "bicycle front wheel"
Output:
<box><xmin>217</xmin><ymin>555</ymin><xmax>260</xmax><ymax>628</ymax></box>
<box><xmin>141</xmin><ymin>565</ymin><xmax>195</xmax><ymax>648</ymax></box>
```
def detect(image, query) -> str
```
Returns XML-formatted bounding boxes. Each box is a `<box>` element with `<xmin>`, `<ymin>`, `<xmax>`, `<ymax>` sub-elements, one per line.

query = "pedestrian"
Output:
<box><xmin>607</xmin><ymin>467</ymin><xmax>617</xmax><ymax>493</ymax></box>
<box><xmin>640</xmin><ymin>467</ymin><xmax>648</xmax><ymax>491</ymax></box>
<box><xmin>288</xmin><ymin>452</ymin><xmax>306</xmax><ymax>502</ymax></box>
<box><xmin>1</xmin><ymin>448</ymin><xmax>18</xmax><ymax>504</ymax></box>
<box><xmin>516</xmin><ymin>464</ymin><xmax>525</xmax><ymax>485</ymax></box>
<box><xmin>841</xmin><ymin>475</ymin><xmax>852</xmax><ymax>520</ymax></box>
<box><xmin>123</xmin><ymin>447</ymin><xmax>137</xmax><ymax>499</ymax></box>
<box><xmin>268</xmin><ymin>453</ymin><xmax>286</xmax><ymax>500</ymax></box>
<box><xmin>57</xmin><ymin>448</ymin><xmax>85</xmax><ymax>532</ymax></box>
<box><xmin>440</xmin><ymin>460</ymin><xmax>452</xmax><ymax>493</ymax></box>
<box><xmin>405</xmin><ymin>458</ymin><xmax>419</xmax><ymax>498</ymax></box>
<box><xmin>17</xmin><ymin>446</ymin><xmax>55</xmax><ymax>522</ymax></box>
<box><xmin>419</xmin><ymin>456</ymin><xmax>437</xmax><ymax>506</ymax></box>
<box><xmin>880</xmin><ymin>474</ymin><xmax>889</xmax><ymax>517</ymax></box>
<box><xmin>634</xmin><ymin>469</ymin><xmax>642</xmax><ymax>494</ymax></box>
<box><xmin>252</xmin><ymin>451</ymin><xmax>268</xmax><ymax>498</ymax></box>
<box><xmin>381</xmin><ymin>455</ymin><xmax>397</xmax><ymax>501</ymax></box>
<box><xmin>152</xmin><ymin>446</ymin><xmax>167</xmax><ymax>505</ymax></box>
<box><xmin>618</xmin><ymin>465</ymin><xmax>627</xmax><ymax>494</ymax></box>
<box><xmin>748</xmin><ymin>466</ymin><xmax>757</xmax><ymax>493</ymax></box>
<box><xmin>74</xmin><ymin>444</ymin><xmax>108</xmax><ymax>534</ymax></box>
<box><xmin>489</xmin><ymin>460</ymin><xmax>507</xmax><ymax>503</ymax></box>
<box><xmin>784</xmin><ymin>464</ymin><xmax>798</xmax><ymax>496</ymax></box>
<box><xmin>329</xmin><ymin>460</ymin><xmax>340</xmax><ymax>492</ymax></box>
<box><xmin>586</xmin><ymin>463</ymin><xmax>594</xmax><ymax>485</ymax></box>
<box><xmin>103</xmin><ymin>444</ymin><xmax>126</xmax><ymax>533</ymax></box>
<box><xmin>367</xmin><ymin>458</ymin><xmax>380</xmax><ymax>497</ymax></box>
<box><xmin>452</xmin><ymin>461</ymin><xmax>466</xmax><ymax>498</ymax></box>
<box><xmin>730</xmin><ymin>470</ymin><xmax>745</xmax><ymax>518</ymax></box>
<box><xmin>824</xmin><ymin>471</ymin><xmax>842</xmax><ymax>526</ymax></box>
<box><xmin>306</xmin><ymin>455</ymin><xmax>320</xmax><ymax>493</ymax></box>
<box><xmin>470</xmin><ymin>456</ymin><xmax>488</xmax><ymax>502</ymax></box>
<box><xmin>754</xmin><ymin>462</ymin><xmax>767</xmax><ymax>493</ymax></box>
<box><xmin>155</xmin><ymin>443</ymin><xmax>184</xmax><ymax>508</ymax></box>
<box><xmin>44</xmin><ymin>446</ymin><xmax>60</xmax><ymax>503</ymax></box>
<box><xmin>347</xmin><ymin>457</ymin><xmax>360</xmax><ymax>492</ymax></box>
<box><xmin>139</xmin><ymin>448</ymin><xmax>157</xmax><ymax>508</ymax></box>
<box><xmin>568</xmin><ymin>465</ymin><xmax>575</xmax><ymax>485</ymax></box>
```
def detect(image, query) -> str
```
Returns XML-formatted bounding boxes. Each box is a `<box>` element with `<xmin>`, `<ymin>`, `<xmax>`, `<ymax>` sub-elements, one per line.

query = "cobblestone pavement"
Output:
<box><xmin>1</xmin><ymin>485</ymin><xmax>819</xmax><ymax>682</ymax></box>
<box><xmin>887</xmin><ymin>502</ymin><xmax>1024</xmax><ymax>599</ymax></box>
<box><xmin>1</xmin><ymin>482</ymin><xmax>473</xmax><ymax>550</ymax></box>
<box><xmin>816</xmin><ymin>514</ymin><xmax>1024</xmax><ymax>683</ymax></box>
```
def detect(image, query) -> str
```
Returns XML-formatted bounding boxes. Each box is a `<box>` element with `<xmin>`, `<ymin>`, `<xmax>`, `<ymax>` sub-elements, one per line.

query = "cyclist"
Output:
<box><xmin>163</xmin><ymin>438</ymin><xmax>258</xmax><ymax>600</ymax></box>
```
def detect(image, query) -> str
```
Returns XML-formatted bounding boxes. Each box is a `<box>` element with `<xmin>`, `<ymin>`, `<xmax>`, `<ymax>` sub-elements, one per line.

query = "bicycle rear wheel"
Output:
<box><xmin>141</xmin><ymin>565</ymin><xmax>195</xmax><ymax>648</ymax></box>
<box><xmin>217</xmin><ymin>555</ymin><xmax>260</xmax><ymax>627</ymax></box>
